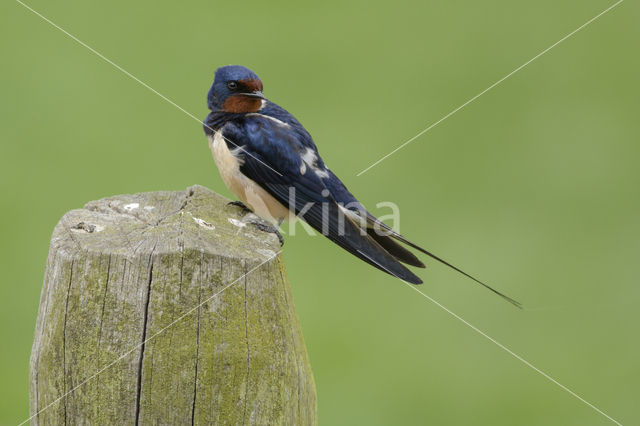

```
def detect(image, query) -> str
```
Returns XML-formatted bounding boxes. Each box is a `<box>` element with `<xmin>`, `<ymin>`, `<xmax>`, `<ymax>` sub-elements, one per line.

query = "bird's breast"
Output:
<box><xmin>209</xmin><ymin>131</ymin><xmax>290</xmax><ymax>225</ymax></box>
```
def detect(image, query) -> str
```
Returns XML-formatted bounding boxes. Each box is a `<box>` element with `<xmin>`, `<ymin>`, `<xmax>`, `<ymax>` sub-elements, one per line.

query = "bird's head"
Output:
<box><xmin>207</xmin><ymin>65</ymin><xmax>265</xmax><ymax>113</ymax></box>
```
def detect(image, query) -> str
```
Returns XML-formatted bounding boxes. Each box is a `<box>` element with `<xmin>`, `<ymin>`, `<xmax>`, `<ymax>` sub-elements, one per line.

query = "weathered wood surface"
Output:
<box><xmin>29</xmin><ymin>185</ymin><xmax>317</xmax><ymax>425</ymax></box>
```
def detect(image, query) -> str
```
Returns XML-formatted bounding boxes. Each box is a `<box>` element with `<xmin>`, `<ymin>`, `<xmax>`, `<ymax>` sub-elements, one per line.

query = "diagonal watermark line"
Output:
<box><xmin>19</xmin><ymin>252</ymin><xmax>281</xmax><ymax>426</ymax></box>
<box><xmin>15</xmin><ymin>0</ymin><xmax>283</xmax><ymax>177</ymax></box>
<box><xmin>401</xmin><ymin>285</ymin><xmax>623</xmax><ymax>425</ymax></box>
<box><xmin>356</xmin><ymin>249</ymin><xmax>623</xmax><ymax>425</ymax></box>
<box><xmin>356</xmin><ymin>0</ymin><xmax>624</xmax><ymax>176</ymax></box>
<box><xmin>15</xmin><ymin>0</ymin><xmax>624</xmax><ymax>423</ymax></box>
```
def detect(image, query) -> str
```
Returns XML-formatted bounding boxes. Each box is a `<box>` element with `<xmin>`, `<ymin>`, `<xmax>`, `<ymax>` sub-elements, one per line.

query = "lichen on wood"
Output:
<box><xmin>29</xmin><ymin>185</ymin><xmax>317</xmax><ymax>425</ymax></box>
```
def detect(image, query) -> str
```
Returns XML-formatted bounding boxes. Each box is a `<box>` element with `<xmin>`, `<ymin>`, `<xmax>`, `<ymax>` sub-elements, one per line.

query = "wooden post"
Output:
<box><xmin>29</xmin><ymin>185</ymin><xmax>317</xmax><ymax>425</ymax></box>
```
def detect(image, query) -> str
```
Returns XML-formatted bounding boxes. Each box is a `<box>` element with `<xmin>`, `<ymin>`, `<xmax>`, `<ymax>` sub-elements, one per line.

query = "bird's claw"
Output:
<box><xmin>246</xmin><ymin>218</ymin><xmax>285</xmax><ymax>247</ymax></box>
<box><xmin>227</xmin><ymin>200</ymin><xmax>252</xmax><ymax>214</ymax></box>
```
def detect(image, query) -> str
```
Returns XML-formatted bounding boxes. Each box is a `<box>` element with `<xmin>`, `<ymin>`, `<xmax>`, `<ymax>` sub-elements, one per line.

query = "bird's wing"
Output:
<box><xmin>222</xmin><ymin>118</ymin><xmax>423</xmax><ymax>284</ymax></box>
<box><xmin>321</xmin><ymin>169</ymin><xmax>425</xmax><ymax>267</ymax></box>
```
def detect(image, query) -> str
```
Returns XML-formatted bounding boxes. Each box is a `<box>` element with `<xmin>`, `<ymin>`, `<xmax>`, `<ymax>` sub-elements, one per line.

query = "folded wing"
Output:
<box><xmin>222</xmin><ymin>120</ymin><xmax>423</xmax><ymax>284</ymax></box>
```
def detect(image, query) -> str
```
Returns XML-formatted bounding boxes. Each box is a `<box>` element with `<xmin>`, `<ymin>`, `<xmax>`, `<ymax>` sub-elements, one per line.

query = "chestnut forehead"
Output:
<box><xmin>238</xmin><ymin>78</ymin><xmax>263</xmax><ymax>92</ymax></box>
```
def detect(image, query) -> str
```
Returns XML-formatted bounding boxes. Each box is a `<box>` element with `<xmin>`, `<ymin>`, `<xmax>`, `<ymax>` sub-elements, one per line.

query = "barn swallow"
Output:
<box><xmin>203</xmin><ymin>65</ymin><xmax>520</xmax><ymax>307</ymax></box>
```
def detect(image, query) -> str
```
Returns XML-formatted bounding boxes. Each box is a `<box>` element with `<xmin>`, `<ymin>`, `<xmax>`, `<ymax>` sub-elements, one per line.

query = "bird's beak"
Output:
<box><xmin>240</xmin><ymin>91</ymin><xmax>265</xmax><ymax>99</ymax></box>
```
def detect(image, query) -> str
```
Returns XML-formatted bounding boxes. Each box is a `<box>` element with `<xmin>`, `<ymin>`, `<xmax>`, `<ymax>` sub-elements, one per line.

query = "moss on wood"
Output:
<box><xmin>29</xmin><ymin>185</ymin><xmax>317</xmax><ymax>425</ymax></box>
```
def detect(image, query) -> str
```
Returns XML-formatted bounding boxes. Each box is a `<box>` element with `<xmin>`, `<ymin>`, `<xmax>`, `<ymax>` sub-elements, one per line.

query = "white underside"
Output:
<box><xmin>209</xmin><ymin>131</ymin><xmax>290</xmax><ymax>225</ymax></box>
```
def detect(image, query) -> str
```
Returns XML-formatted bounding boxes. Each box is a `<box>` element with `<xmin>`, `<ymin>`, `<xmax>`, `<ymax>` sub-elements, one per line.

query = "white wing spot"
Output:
<box><xmin>301</xmin><ymin>147</ymin><xmax>329</xmax><ymax>178</ymax></box>
<box><xmin>123</xmin><ymin>203</ymin><xmax>139</xmax><ymax>211</ymax></box>
<box><xmin>301</xmin><ymin>148</ymin><xmax>317</xmax><ymax>165</ymax></box>
<box><xmin>314</xmin><ymin>167</ymin><xmax>330</xmax><ymax>178</ymax></box>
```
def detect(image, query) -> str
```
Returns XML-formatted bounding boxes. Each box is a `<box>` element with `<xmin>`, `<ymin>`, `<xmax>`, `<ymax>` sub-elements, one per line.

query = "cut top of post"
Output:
<box><xmin>54</xmin><ymin>185</ymin><xmax>281</xmax><ymax>262</ymax></box>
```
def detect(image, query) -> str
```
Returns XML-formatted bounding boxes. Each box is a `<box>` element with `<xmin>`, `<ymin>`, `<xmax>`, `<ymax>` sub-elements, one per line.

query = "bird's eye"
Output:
<box><xmin>227</xmin><ymin>81</ymin><xmax>238</xmax><ymax>90</ymax></box>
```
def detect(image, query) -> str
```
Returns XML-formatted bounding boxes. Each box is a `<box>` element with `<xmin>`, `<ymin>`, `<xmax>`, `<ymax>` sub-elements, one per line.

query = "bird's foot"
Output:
<box><xmin>245</xmin><ymin>215</ymin><xmax>285</xmax><ymax>247</ymax></box>
<box><xmin>227</xmin><ymin>200</ymin><xmax>252</xmax><ymax>214</ymax></box>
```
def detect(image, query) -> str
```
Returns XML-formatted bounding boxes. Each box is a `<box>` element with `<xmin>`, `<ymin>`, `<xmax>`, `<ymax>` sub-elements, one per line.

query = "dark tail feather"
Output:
<box><xmin>366</xmin><ymin>229</ymin><xmax>426</xmax><ymax>268</ymax></box>
<box><xmin>298</xmin><ymin>200</ymin><xmax>423</xmax><ymax>284</ymax></box>
<box><xmin>331</xmin><ymin>229</ymin><xmax>424</xmax><ymax>285</ymax></box>
<box><xmin>393</xmin><ymin>234</ymin><xmax>522</xmax><ymax>308</ymax></box>
<box><xmin>333</xmin><ymin>219</ymin><xmax>424</xmax><ymax>285</ymax></box>
<box><xmin>350</xmin><ymin>245</ymin><xmax>424</xmax><ymax>284</ymax></box>
<box><xmin>364</xmin><ymin>214</ymin><xmax>521</xmax><ymax>308</ymax></box>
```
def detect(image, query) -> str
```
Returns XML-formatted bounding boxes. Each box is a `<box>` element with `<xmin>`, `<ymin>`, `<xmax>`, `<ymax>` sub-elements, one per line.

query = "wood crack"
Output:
<box><xmin>151</xmin><ymin>186</ymin><xmax>195</xmax><ymax>227</ymax></box>
<box><xmin>190</xmin><ymin>251</ymin><xmax>204</xmax><ymax>425</ymax></box>
<box><xmin>242</xmin><ymin>260</ymin><xmax>250</xmax><ymax>426</ymax></box>
<box><xmin>135</xmin><ymin>248</ymin><xmax>156</xmax><ymax>425</ymax></box>
<box><xmin>178</xmin><ymin>195</ymin><xmax>186</xmax><ymax>299</ymax></box>
<box><xmin>96</xmin><ymin>254</ymin><xmax>112</xmax><ymax>416</ymax></box>
<box><xmin>62</xmin><ymin>259</ymin><xmax>74</xmax><ymax>426</ymax></box>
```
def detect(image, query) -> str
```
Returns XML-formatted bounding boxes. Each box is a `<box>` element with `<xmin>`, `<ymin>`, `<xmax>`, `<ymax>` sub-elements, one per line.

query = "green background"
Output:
<box><xmin>1</xmin><ymin>0</ymin><xmax>638</xmax><ymax>424</ymax></box>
